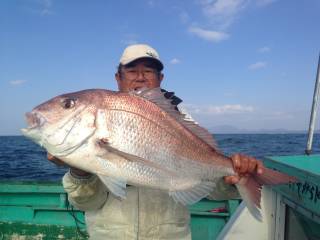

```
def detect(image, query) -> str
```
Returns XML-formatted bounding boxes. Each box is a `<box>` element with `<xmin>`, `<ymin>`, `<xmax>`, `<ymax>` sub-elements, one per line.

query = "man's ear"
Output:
<box><xmin>159</xmin><ymin>73</ymin><xmax>164</xmax><ymax>83</ymax></box>
<box><xmin>115</xmin><ymin>73</ymin><xmax>121</xmax><ymax>82</ymax></box>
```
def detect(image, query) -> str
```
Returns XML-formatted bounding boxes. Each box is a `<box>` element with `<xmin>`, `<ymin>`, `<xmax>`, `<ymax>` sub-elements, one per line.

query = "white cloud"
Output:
<box><xmin>256</xmin><ymin>0</ymin><xmax>278</xmax><ymax>7</ymax></box>
<box><xmin>26</xmin><ymin>0</ymin><xmax>54</xmax><ymax>16</ymax></box>
<box><xmin>170</xmin><ymin>58</ymin><xmax>181</xmax><ymax>64</ymax></box>
<box><xmin>179</xmin><ymin>11</ymin><xmax>190</xmax><ymax>24</ymax></box>
<box><xmin>248</xmin><ymin>61</ymin><xmax>267</xmax><ymax>70</ymax></box>
<box><xmin>9</xmin><ymin>80</ymin><xmax>27</xmax><ymax>86</ymax></box>
<box><xmin>39</xmin><ymin>0</ymin><xmax>53</xmax><ymax>16</ymax></box>
<box><xmin>147</xmin><ymin>0</ymin><xmax>155</xmax><ymax>7</ymax></box>
<box><xmin>188</xmin><ymin>27</ymin><xmax>229</xmax><ymax>42</ymax></box>
<box><xmin>201</xmin><ymin>0</ymin><xmax>248</xmax><ymax>16</ymax></box>
<box><xmin>198</xmin><ymin>0</ymin><xmax>249</xmax><ymax>29</ymax></box>
<box><xmin>184</xmin><ymin>0</ymin><xmax>278</xmax><ymax>43</ymax></box>
<box><xmin>258</xmin><ymin>46</ymin><xmax>271</xmax><ymax>53</ymax></box>
<box><xmin>182</xmin><ymin>103</ymin><xmax>254</xmax><ymax>115</ymax></box>
<box><xmin>174</xmin><ymin>0</ymin><xmax>278</xmax><ymax>44</ymax></box>
<box><xmin>179</xmin><ymin>103</ymin><xmax>307</xmax><ymax>131</ymax></box>
<box><xmin>183</xmin><ymin>0</ymin><xmax>247</xmax><ymax>44</ymax></box>
<box><xmin>265</xmin><ymin>111</ymin><xmax>295</xmax><ymax>120</ymax></box>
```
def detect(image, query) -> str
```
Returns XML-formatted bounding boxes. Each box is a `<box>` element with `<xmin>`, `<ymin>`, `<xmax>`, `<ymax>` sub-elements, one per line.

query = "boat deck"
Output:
<box><xmin>0</xmin><ymin>181</ymin><xmax>240</xmax><ymax>239</ymax></box>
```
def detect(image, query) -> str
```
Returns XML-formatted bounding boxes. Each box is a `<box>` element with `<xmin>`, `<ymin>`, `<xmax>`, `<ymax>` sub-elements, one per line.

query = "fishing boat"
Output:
<box><xmin>216</xmin><ymin>54</ymin><xmax>320</xmax><ymax>240</ymax></box>
<box><xmin>2</xmin><ymin>155</ymin><xmax>320</xmax><ymax>240</ymax></box>
<box><xmin>0</xmin><ymin>181</ymin><xmax>240</xmax><ymax>239</ymax></box>
<box><xmin>1</xmin><ymin>56</ymin><xmax>320</xmax><ymax>239</ymax></box>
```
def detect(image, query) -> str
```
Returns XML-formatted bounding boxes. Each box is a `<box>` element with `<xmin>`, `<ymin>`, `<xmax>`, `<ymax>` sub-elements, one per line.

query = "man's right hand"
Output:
<box><xmin>47</xmin><ymin>153</ymin><xmax>92</xmax><ymax>177</ymax></box>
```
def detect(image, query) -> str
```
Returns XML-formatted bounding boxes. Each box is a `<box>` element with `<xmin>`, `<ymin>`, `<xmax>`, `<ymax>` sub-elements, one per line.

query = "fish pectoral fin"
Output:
<box><xmin>98</xmin><ymin>139</ymin><xmax>148</xmax><ymax>164</ymax></box>
<box><xmin>98</xmin><ymin>140</ymin><xmax>177</xmax><ymax>177</ymax></box>
<box><xmin>169</xmin><ymin>181</ymin><xmax>216</xmax><ymax>205</ymax></box>
<box><xmin>98</xmin><ymin>174</ymin><xmax>127</xmax><ymax>199</ymax></box>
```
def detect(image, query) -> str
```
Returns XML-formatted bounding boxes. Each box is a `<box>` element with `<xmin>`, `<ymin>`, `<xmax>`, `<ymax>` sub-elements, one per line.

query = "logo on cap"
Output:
<box><xmin>146</xmin><ymin>51</ymin><xmax>156</xmax><ymax>58</ymax></box>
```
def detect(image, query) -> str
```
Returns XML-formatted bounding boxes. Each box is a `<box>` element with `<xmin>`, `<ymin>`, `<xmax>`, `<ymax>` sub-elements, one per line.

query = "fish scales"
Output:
<box><xmin>21</xmin><ymin>88</ymin><xmax>297</xmax><ymax>220</ymax></box>
<box><xmin>104</xmin><ymin>93</ymin><xmax>232</xmax><ymax>178</ymax></box>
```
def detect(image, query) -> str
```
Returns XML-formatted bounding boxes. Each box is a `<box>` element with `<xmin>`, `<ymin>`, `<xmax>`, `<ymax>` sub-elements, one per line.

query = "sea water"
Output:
<box><xmin>1</xmin><ymin>134</ymin><xmax>319</xmax><ymax>181</ymax></box>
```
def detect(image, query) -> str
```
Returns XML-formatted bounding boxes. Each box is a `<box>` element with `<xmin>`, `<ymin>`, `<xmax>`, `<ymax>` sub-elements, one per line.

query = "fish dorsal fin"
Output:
<box><xmin>130</xmin><ymin>88</ymin><xmax>218</xmax><ymax>150</ymax></box>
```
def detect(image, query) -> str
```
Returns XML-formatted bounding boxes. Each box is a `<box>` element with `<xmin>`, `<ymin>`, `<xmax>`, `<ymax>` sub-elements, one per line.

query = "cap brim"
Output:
<box><xmin>122</xmin><ymin>57</ymin><xmax>163</xmax><ymax>71</ymax></box>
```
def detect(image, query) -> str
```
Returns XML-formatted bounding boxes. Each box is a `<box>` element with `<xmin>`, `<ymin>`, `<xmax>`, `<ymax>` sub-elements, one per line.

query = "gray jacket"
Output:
<box><xmin>63</xmin><ymin>171</ymin><xmax>239</xmax><ymax>240</ymax></box>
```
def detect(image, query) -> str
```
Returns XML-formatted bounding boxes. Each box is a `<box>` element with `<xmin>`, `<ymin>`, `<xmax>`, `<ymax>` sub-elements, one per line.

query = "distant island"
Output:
<box><xmin>208</xmin><ymin>125</ymin><xmax>314</xmax><ymax>134</ymax></box>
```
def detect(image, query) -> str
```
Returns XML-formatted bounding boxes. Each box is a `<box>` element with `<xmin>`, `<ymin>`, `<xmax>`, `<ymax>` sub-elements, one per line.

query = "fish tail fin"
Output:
<box><xmin>235</xmin><ymin>176</ymin><xmax>263</xmax><ymax>221</ymax></box>
<box><xmin>236</xmin><ymin>168</ymin><xmax>297</xmax><ymax>221</ymax></box>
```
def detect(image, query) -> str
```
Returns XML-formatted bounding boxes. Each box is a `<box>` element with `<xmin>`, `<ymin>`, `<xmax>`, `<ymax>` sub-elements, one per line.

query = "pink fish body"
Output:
<box><xmin>22</xmin><ymin>88</ymin><xmax>296</xmax><ymax>220</ymax></box>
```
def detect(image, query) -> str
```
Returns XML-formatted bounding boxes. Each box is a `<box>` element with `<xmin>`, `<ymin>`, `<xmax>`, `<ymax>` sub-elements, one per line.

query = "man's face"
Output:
<box><xmin>115</xmin><ymin>59</ymin><xmax>163</xmax><ymax>92</ymax></box>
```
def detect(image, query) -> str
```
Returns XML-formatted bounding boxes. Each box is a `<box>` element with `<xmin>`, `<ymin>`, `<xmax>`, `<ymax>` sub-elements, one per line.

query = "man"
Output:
<box><xmin>48</xmin><ymin>44</ymin><xmax>264</xmax><ymax>240</ymax></box>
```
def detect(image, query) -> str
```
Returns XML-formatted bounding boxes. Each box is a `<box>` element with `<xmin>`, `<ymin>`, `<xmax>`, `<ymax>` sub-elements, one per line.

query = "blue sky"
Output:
<box><xmin>1</xmin><ymin>0</ymin><xmax>320</xmax><ymax>135</ymax></box>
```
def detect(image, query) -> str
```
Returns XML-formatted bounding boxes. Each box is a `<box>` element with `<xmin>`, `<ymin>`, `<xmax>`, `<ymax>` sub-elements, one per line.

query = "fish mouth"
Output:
<box><xmin>133</xmin><ymin>86</ymin><xmax>149</xmax><ymax>92</ymax></box>
<box><xmin>133</xmin><ymin>85</ymin><xmax>149</xmax><ymax>91</ymax></box>
<box><xmin>134</xmin><ymin>87</ymin><xmax>142</xmax><ymax>91</ymax></box>
<box><xmin>23</xmin><ymin>112</ymin><xmax>46</xmax><ymax>130</ymax></box>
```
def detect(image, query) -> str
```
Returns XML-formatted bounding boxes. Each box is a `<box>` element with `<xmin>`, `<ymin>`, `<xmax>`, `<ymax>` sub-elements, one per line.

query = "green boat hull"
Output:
<box><xmin>3</xmin><ymin>154</ymin><xmax>320</xmax><ymax>239</ymax></box>
<box><xmin>0</xmin><ymin>181</ymin><xmax>239</xmax><ymax>240</ymax></box>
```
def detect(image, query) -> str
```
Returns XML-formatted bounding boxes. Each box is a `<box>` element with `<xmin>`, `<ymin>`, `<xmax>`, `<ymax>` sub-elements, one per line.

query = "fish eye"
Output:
<box><xmin>61</xmin><ymin>98</ymin><xmax>76</xmax><ymax>109</ymax></box>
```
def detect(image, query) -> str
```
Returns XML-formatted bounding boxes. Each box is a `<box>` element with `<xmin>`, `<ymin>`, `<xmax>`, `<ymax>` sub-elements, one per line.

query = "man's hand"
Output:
<box><xmin>47</xmin><ymin>153</ymin><xmax>91</xmax><ymax>177</ymax></box>
<box><xmin>224</xmin><ymin>153</ymin><xmax>264</xmax><ymax>185</ymax></box>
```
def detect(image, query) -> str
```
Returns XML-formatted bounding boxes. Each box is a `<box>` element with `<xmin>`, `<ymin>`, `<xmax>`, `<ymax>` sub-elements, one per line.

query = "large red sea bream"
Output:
<box><xmin>21</xmin><ymin>88</ymin><xmax>296</xmax><ymax>220</ymax></box>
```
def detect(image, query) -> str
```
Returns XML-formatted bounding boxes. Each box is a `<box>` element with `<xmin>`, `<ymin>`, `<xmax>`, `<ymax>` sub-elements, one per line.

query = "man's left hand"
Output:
<box><xmin>224</xmin><ymin>153</ymin><xmax>264</xmax><ymax>185</ymax></box>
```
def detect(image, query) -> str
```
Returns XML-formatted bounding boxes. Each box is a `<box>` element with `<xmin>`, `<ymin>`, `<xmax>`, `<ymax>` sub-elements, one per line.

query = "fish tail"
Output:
<box><xmin>235</xmin><ymin>168</ymin><xmax>297</xmax><ymax>221</ymax></box>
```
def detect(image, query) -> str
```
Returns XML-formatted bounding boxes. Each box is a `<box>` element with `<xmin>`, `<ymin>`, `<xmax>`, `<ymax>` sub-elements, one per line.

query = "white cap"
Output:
<box><xmin>119</xmin><ymin>44</ymin><xmax>163</xmax><ymax>70</ymax></box>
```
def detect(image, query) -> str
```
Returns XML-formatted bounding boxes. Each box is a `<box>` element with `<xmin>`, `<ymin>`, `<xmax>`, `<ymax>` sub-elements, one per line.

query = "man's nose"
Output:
<box><xmin>135</xmin><ymin>71</ymin><xmax>146</xmax><ymax>81</ymax></box>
